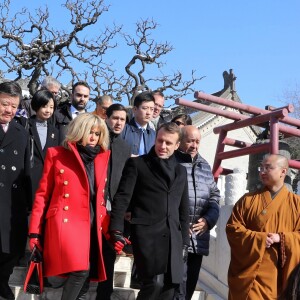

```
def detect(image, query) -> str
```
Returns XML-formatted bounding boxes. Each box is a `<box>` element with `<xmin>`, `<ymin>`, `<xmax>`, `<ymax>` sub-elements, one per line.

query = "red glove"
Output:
<box><xmin>28</xmin><ymin>234</ymin><xmax>43</xmax><ymax>251</ymax></box>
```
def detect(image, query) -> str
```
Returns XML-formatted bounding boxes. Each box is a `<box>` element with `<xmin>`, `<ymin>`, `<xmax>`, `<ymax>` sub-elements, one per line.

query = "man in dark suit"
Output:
<box><xmin>150</xmin><ymin>90</ymin><xmax>166</xmax><ymax>130</ymax></box>
<box><xmin>96</xmin><ymin>103</ymin><xmax>131</xmax><ymax>300</ymax></box>
<box><xmin>121</xmin><ymin>91</ymin><xmax>156</xmax><ymax>155</ymax></box>
<box><xmin>110</xmin><ymin>122</ymin><xmax>190</xmax><ymax>300</ymax></box>
<box><xmin>54</xmin><ymin>81</ymin><xmax>90</xmax><ymax>143</ymax></box>
<box><xmin>0</xmin><ymin>81</ymin><xmax>32</xmax><ymax>300</ymax></box>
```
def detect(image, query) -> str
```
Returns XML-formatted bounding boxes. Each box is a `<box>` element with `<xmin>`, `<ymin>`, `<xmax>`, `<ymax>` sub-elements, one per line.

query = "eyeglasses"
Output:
<box><xmin>174</xmin><ymin>120</ymin><xmax>185</xmax><ymax>126</ymax></box>
<box><xmin>154</xmin><ymin>103</ymin><xmax>164</xmax><ymax>109</ymax></box>
<box><xmin>258</xmin><ymin>165</ymin><xmax>278</xmax><ymax>172</ymax></box>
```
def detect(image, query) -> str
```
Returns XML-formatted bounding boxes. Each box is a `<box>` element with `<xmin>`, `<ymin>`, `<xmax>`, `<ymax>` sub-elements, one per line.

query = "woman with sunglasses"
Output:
<box><xmin>171</xmin><ymin>113</ymin><xmax>192</xmax><ymax>127</ymax></box>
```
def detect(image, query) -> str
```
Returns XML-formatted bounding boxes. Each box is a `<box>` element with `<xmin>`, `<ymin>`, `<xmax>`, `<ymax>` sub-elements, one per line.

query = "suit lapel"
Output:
<box><xmin>0</xmin><ymin>122</ymin><xmax>21</xmax><ymax>147</ymax></box>
<box><xmin>29</xmin><ymin>120</ymin><xmax>44</xmax><ymax>161</ymax></box>
<box><xmin>144</xmin><ymin>156</ymin><xmax>169</xmax><ymax>190</ymax></box>
<box><xmin>44</xmin><ymin>126</ymin><xmax>58</xmax><ymax>155</ymax></box>
<box><xmin>0</xmin><ymin>126</ymin><xmax>5</xmax><ymax>144</ymax></box>
<box><xmin>169</xmin><ymin>164</ymin><xmax>181</xmax><ymax>191</ymax></box>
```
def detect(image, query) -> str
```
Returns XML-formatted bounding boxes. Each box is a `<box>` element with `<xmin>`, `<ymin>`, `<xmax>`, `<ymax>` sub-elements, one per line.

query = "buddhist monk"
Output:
<box><xmin>226</xmin><ymin>154</ymin><xmax>300</xmax><ymax>300</ymax></box>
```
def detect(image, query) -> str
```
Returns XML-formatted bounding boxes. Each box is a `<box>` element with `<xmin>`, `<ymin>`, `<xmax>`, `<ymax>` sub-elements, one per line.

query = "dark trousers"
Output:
<box><xmin>61</xmin><ymin>270</ymin><xmax>90</xmax><ymax>300</ymax></box>
<box><xmin>174</xmin><ymin>253</ymin><xmax>203</xmax><ymax>300</ymax></box>
<box><xmin>96</xmin><ymin>237</ymin><xmax>116</xmax><ymax>300</ymax></box>
<box><xmin>0</xmin><ymin>251</ymin><xmax>20</xmax><ymax>282</ymax></box>
<box><xmin>137</xmin><ymin>272</ymin><xmax>179</xmax><ymax>300</ymax></box>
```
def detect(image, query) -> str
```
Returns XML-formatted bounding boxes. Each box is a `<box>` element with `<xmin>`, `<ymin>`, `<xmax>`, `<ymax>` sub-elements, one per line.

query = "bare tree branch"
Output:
<box><xmin>0</xmin><ymin>0</ymin><xmax>121</xmax><ymax>95</ymax></box>
<box><xmin>0</xmin><ymin>1</ymin><xmax>203</xmax><ymax>106</ymax></box>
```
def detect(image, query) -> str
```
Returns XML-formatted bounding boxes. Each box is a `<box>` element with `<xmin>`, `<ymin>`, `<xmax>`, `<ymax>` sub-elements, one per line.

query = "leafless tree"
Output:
<box><xmin>0</xmin><ymin>0</ymin><xmax>203</xmax><ymax>105</ymax></box>
<box><xmin>119</xmin><ymin>19</ymin><xmax>204</xmax><ymax>106</ymax></box>
<box><xmin>0</xmin><ymin>0</ymin><xmax>121</xmax><ymax>97</ymax></box>
<box><xmin>282</xmin><ymin>84</ymin><xmax>300</xmax><ymax>159</ymax></box>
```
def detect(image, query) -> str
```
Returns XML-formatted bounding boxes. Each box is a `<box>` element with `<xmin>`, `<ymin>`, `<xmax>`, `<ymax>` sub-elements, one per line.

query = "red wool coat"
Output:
<box><xmin>29</xmin><ymin>142</ymin><xmax>110</xmax><ymax>281</ymax></box>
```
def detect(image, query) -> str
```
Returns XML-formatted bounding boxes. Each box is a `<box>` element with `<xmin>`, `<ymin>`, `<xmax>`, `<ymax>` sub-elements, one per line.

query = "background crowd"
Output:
<box><xmin>0</xmin><ymin>77</ymin><xmax>299</xmax><ymax>300</ymax></box>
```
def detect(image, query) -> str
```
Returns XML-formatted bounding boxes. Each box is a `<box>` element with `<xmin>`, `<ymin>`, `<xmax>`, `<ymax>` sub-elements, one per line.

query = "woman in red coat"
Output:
<box><xmin>29</xmin><ymin>113</ymin><xmax>110</xmax><ymax>299</ymax></box>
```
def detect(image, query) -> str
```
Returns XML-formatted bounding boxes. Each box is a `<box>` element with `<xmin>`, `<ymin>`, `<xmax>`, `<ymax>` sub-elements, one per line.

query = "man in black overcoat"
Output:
<box><xmin>0</xmin><ymin>81</ymin><xmax>32</xmax><ymax>300</ymax></box>
<box><xmin>96</xmin><ymin>103</ymin><xmax>131</xmax><ymax>300</ymax></box>
<box><xmin>110</xmin><ymin>122</ymin><xmax>190</xmax><ymax>300</ymax></box>
<box><xmin>54</xmin><ymin>81</ymin><xmax>90</xmax><ymax>143</ymax></box>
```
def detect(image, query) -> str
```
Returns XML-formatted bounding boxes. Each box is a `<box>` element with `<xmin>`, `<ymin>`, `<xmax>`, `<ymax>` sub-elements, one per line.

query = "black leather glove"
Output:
<box><xmin>183</xmin><ymin>245</ymin><xmax>189</xmax><ymax>263</ymax></box>
<box><xmin>109</xmin><ymin>230</ymin><xmax>131</xmax><ymax>254</ymax></box>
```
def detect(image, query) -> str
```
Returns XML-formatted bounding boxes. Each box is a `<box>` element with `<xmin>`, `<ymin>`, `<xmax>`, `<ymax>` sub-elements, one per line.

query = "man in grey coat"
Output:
<box><xmin>174</xmin><ymin>125</ymin><xmax>220</xmax><ymax>300</ymax></box>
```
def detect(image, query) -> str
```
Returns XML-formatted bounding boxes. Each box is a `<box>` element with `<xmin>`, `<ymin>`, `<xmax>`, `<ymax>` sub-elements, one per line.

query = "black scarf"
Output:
<box><xmin>149</xmin><ymin>146</ymin><xmax>177</xmax><ymax>188</ymax></box>
<box><xmin>77</xmin><ymin>143</ymin><xmax>101</xmax><ymax>224</ymax></box>
<box><xmin>77</xmin><ymin>143</ymin><xmax>101</xmax><ymax>164</ymax></box>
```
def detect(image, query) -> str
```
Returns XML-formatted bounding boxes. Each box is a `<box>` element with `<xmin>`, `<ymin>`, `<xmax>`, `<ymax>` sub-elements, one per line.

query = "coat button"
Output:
<box><xmin>101</xmin><ymin>202</ymin><xmax>104</xmax><ymax>205</ymax></box>
<box><xmin>63</xmin><ymin>181</ymin><xmax>68</xmax><ymax>185</ymax></box>
<box><xmin>1</xmin><ymin>165</ymin><xmax>5</xmax><ymax>170</ymax></box>
<box><xmin>12</xmin><ymin>184</ymin><xmax>17</xmax><ymax>188</ymax></box>
<box><xmin>11</xmin><ymin>166</ymin><xmax>16</xmax><ymax>171</ymax></box>
<box><xmin>0</xmin><ymin>182</ymin><xmax>4</xmax><ymax>187</ymax></box>
<box><xmin>64</xmin><ymin>194</ymin><xmax>70</xmax><ymax>198</ymax></box>
<box><xmin>60</xmin><ymin>169</ymin><xmax>65</xmax><ymax>174</ymax></box>
<box><xmin>63</xmin><ymin>206</ymin><xmax>69</xmax><ymax>211</ymax></box>
<box><xmin>105</xmin><ymin>178</ymin><xmax>107</xmax><ymax>182</ymax></box>
<box><xmin>102</xmin><ymin>189</ymin><xmax>105</xmax><ymax>193</ymax></box>
<box><xmin>14</xmin><ymin>150</ymin><xmax>18</xmax><ymax>155</ymax></box>
<box><xmin>63</xmin><ymin>218</ymin><xmax>68</xmax><ymax>223</ymax></box>
<box><xmin>0</xmin><ymin>149</ymin><xmax>3</xmax><ymax>153</ymax></box>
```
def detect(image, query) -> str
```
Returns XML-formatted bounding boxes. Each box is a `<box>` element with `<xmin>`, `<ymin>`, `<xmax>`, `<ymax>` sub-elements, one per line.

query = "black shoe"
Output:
<box><xmin>0</xmin><ymin>282</ymin><xmax>15</xmax><ymax>300</ymax></box>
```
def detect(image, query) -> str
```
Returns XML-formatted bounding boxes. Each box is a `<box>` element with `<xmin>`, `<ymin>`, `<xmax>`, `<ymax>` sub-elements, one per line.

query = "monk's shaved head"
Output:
<box><xmin>263</xmin><ymin>154</ymin><xmax>289</xmax><ymax>169</ymax></box>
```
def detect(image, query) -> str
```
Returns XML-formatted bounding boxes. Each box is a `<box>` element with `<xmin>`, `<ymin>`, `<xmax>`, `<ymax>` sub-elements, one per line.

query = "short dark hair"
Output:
<box><xmin>106</xmin><ymin>103</ymin><xmax>127</xmax><ymax>118</ymax></box>
<box><xmin>133</xmin><ymin>91</ymin><xmax>155</xmax><ymax>108</ymax></box>
<box><xmin>72</xmin><ymin>81</ymin><xmax>90</xmax><ymax>93</ymax></box>
<box><xmin>31</xmin><ymin>90</ymin><xmax>57</xmax><ymax>112</ymax></box>
<box><xmin>171</xmin><ymin>113</ymin><xmax>192</xmax><ymax>126</ymax></box>
<box><xmin>152</xmin><ymin>90</ymin><xmax>164</xmax><ymax>98</ymax></box>
<box><xmin>0</xmin><ymin>81</ymin><xmax>22</xmax><ymax>100</ymax></box>
<box><xmin>157</xmin><ymin>122</ymin><xmax>182</xmax><ymax>141</ymax></box>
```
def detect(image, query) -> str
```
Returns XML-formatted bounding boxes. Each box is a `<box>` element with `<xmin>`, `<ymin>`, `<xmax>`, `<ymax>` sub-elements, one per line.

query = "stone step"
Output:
<box><xmin>7</xmin><ymin>285</ymin><xmax>137</xmax><ymax>300</ymax></box>
<box><xmin>8</xmin><ymin>285</ymin><xmax>203</xmax><ymax>300</ymax></box>
<box><xmin>9</xmin><ymin>255</ymin><xmax>204</xmax><ymax>299</ymax></box>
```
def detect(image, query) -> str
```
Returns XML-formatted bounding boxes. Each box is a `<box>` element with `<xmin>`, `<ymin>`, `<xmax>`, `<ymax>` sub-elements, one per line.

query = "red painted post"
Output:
<box><xmin>194</xmin><ymin>91</ymin><xmax>300</xmax><ymax>128</ymax></box>
<box><xmin>288</xmin><ymin>159</ymin><xmax>300</xmax><ymax>169</ymax></box>
<box><xmin>176</xmin><ymin>95</ymin><xmax>300</xmax><ymax>179</ymax></box>
<box><xmin>212</xmin><ymin>130</ymin><xmax>227</xmax><ymax>181</ymax></box>
<box><xmin>269</xmin><ymin>117</ymin><xmax>279</xmax><ymax>154</ymax></box>
<box><xmin>216</xmin><ymin>143</ymin><xmax>270</xmax><ymax>160</ymax></box>
<box><xmin>223</xmin><ymin>137</ymin><xmax>252</xmax><ymax>148</ymax></box>
<box><xmin>175</xmin><ymin>98</ymin><xmax>245</xmax><ymax>121</ymax></box>
<box><xmin>176</xmin><ymin>98</ymin><xmax>300</xmax><ymax>138</ymax></box>
<box><xmin>213</xmin><ymin>108</ymin><xmax>288</xmax><ymax>134</ymax></box>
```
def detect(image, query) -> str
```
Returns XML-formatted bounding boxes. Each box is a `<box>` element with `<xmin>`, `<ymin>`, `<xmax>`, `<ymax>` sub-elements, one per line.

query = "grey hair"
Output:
<box><xmin>40</xmin><ymin>76</ymin><xmax>61</xmax><ymax>90</ymax></box>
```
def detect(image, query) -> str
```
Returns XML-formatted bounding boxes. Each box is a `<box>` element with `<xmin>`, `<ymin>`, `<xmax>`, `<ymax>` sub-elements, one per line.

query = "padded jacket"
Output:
<box><xmin>175</xmin><ymin>150</ymin><xmax>220</xmax><ymax>256</ymax></box>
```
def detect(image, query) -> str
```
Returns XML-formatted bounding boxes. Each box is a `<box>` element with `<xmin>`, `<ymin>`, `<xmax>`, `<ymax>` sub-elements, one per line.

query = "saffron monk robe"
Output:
<box><xmin>226</xmin><ymin>154</ymin><xmax>300</xmax><ymax>300</ymax></box>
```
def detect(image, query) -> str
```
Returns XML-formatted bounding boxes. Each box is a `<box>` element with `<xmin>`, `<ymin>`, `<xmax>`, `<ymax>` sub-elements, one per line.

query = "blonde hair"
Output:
<box><xmin>62</xmin><ymin>113</ymin><xmax>109</xmax><ymax>151</ymax></box>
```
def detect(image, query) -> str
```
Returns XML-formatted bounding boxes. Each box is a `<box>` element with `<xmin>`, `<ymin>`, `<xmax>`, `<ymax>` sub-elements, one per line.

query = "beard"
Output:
<box><xmin>72</xmin><ymin>100</ymin><xmax>87</xmax><ymax>111</ymax></box>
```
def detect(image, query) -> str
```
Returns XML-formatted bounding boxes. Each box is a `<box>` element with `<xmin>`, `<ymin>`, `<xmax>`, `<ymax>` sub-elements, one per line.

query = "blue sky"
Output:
<box><xmin>6</xmin><ymin>0</ymin><xmax>300</xmax><ymax>111</ymax></box>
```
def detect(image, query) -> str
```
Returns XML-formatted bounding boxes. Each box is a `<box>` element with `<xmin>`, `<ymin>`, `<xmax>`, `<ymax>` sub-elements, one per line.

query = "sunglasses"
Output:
<box><xmin>174</xmin><ymin>120</ymin><xmax>185</xmax><ymax>126</ymax></box>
